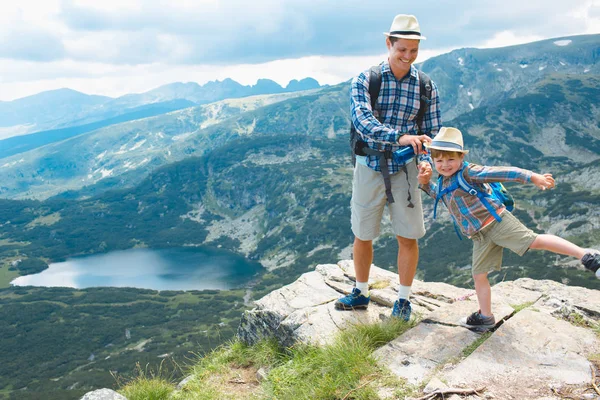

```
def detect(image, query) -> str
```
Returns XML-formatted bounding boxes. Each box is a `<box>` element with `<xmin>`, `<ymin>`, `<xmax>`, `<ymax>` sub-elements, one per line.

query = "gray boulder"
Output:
<box><xmin>80</xmin><ymin>388</ymin><xmax>127</xmax><ymax>400</ymax></box>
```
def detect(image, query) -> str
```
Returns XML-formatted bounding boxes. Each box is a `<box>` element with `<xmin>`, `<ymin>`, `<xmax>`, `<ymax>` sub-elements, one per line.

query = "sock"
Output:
<box><xmin>397</xmin><ymin>285</ymin><xmax>411</xmax><ymax>301</ymax></box>
<box><xmin>355</xmin><ymin>281</ymin><xmax>369</xmax><ymax>297</ymax></box>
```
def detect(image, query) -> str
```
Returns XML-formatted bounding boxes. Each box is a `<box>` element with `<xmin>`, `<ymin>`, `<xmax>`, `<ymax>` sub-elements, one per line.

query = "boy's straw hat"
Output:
<box><xmin>428</xmin><ymin>127</ymin><xmax>469</xmax><ymax>154</ymax></box>
<box><xmin>384</xmin><ymin>14</ymin><xmax>426</xmax><ymax>40</ymax></box>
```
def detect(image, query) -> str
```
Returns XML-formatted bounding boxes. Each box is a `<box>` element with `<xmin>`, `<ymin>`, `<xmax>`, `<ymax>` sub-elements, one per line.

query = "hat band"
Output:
<box><xmin>431</xmin><ymin>140</ymin><xmax>463</xmax><ymax>150</ymax></box>
<box><xmin>389</xmin><ymin>30</ymin><xmax>421</xmax><ymax>37</ymax></box>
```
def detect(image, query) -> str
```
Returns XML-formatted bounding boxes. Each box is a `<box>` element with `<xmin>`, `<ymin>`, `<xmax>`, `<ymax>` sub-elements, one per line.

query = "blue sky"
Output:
<box><xmin>0</xmin><ymin>0</ymin><xmax>598</xmax><ymax>100</ymax></box>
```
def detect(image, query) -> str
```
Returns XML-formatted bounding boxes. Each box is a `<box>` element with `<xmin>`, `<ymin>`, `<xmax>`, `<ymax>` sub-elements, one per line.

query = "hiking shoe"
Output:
<box><xmin>582</xmin><ymin>252</ymin><xmax>600</xmax><ymax>277</ymax></box>
<box><xmin>391</xmin><ymin>299</ymin><xmax>412</xmax><ymax>321</ymax></box>
<box><xmin>334</xmin><ymin>288</ymin><xmax>370</xmax><ymax>310</ymax></box>
<box><xmin>461</xmin><ymin>310</ymin><xmax>496</xmax><ymax>329</ymax></box>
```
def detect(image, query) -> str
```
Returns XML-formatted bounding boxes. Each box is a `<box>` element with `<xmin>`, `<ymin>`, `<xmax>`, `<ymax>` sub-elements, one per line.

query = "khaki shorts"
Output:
<box><xmin>351</xmin><ymin>162</ymin><xmax>425</xmax><ymax>241</ymax></box>
<box><xmin>471</xmin><ymin>211</ymin><xmax>538</xmax><ymax>275</ymax></box>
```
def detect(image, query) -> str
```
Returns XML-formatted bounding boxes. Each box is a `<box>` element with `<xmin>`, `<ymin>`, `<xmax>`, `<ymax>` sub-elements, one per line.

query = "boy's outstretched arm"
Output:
<box><xmin>530</xmin><ymin>173</ymin><xmax>555</xmax><ymax>190</ymax></box>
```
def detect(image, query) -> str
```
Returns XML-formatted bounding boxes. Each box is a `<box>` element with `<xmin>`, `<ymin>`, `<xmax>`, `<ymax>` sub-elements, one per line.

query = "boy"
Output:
<box><xmin>417</xmin><ymin>127</ymin><xmax>600</xmax><ymax>329</ymax></box>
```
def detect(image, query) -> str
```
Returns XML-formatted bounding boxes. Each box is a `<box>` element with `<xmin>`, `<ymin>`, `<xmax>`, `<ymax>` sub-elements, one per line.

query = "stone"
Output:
<box><xmin>374</xmin><ymin>321</ymin><xmax>480</xmax><ymax>385</ymax></box>
<box><xmin>80</xmin><ymin>389</ymin><xmax>127</xmax><ymax>400</ymax></box>
<box><xmin>176</xmin><ymin>375</ymin><xmax>194</xmax><ymax>390</ymax></box>
<box><xmin>440</xmin><ymin>309</ymin><xmax>599</xmax><ymax>399</ymax></box>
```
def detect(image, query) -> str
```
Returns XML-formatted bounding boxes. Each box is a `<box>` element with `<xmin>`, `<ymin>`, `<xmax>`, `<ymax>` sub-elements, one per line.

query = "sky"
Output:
<box><xmin>0</xmin><ymin>0</ymin><xmax>598</xmax><ymax>101</ymax></box>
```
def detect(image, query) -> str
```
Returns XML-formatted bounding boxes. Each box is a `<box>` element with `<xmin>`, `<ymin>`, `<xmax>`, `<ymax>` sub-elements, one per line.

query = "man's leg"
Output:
<box><xmin>354</xmin><ymin>237</ymin><xmax>373</xmax><ymax>283</ymax></box>
<box><xmin>391</xmin><ymin>236</ymin><xmax>418</xmax><ymax>320</ymax></box>
<box><xmin>397</xmin><ymin>236</ymin><xmax>418</xmax><ymax>286</ymax></box>
<box><xmin>337</xmin><ymin>162</ymin><xmax>384</xmax><ymax>311</ymax></box>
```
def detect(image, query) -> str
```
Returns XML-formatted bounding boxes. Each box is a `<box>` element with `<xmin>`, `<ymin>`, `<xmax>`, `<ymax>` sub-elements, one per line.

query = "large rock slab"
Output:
<box><xmin>375</xmin><ymin>294</ymin><xmax>515</xmax><ymax>386</ymax></box>
<box><xmin>238</xmin><ymin>261</ymin><xmax>475</xmax><ymax>347</ymax></box>
<box><xmin>440</xmin><ymin>309</ymin><xmax>599</xmax><ymax>399</ymax></box>
<box><xmin>374</xmin><ymin>322</ymin><xmax>480</xmax><ymax>385</ymax></box>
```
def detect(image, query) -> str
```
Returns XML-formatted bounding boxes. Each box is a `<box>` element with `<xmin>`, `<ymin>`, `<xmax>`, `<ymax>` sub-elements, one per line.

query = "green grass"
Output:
<box><xmin>0</xmin><ymin>264</ymin><xmax>20</xmax><ymax>288</ymax></box>
<box><xmin>120</xmin><ymin>319</ymin><xmax>416</xmax><ymax>400</ymax></box>
<box><xmin>461</xmin><ymin>332</ymin><xmax>493</xmax><ymax>358</ymax></box>
<box><xmin>117</xmin><ymin>362</ymin><xmax>177</xmax><ymax>400</ymax></box>
<box><xmin>510</xmin><ymin>301</ymin><xmax>535</xmax><ymax>313</ymax></box>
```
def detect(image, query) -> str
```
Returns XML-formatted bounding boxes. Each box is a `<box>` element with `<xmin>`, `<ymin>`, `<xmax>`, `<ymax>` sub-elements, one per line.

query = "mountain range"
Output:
<box><xmin>0</xmin><ymin>77</ymin><xmax>322</xmax><ymax>140</ymax></box>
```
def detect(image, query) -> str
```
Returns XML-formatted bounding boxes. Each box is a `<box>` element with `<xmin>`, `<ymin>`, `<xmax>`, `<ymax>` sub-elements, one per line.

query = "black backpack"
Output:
<box><xmin>349</xmin><ymin>65</ymin><xmax>433</xmax><ymax>205</ymax></box>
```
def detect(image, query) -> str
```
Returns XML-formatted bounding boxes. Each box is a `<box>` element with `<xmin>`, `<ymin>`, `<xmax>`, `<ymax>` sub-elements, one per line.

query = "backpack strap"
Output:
<box><xmin>433</xmin><ymin>175</ymin><xmax>463</xmax><ymax>239</ymax></box>
<box><xmin>368</xmin><ymin>66</ymin><xmax>382</xmax><ymax>115</ymax></box>
<box><xmin>351</xmin><ymin>66</ymin><xmax>382</xmax><ymax>166</ymax></box>
<box><xmin>456</xmin><ymin>162</ymin><xmax>503</xmax><ymax>222</ymax></box>
<box><xmin>416</xmin><ymin>70</ymin><xmax>432</xmax><ymax>135</ymax></box>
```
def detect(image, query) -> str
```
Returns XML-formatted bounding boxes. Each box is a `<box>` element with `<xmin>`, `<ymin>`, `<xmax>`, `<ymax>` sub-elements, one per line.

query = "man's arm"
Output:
<box><xmin>350</xmin><ymin>71</ymin><xmax>400</xmax><ymax>146</ymax></box>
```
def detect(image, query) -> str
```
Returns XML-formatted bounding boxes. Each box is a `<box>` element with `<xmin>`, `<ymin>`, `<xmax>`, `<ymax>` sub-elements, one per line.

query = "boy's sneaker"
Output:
<box><xmin>391</xmin><ymin>299</ymin><xmax>411</xmax><ymax>321</ymax></box>
<box><xmin>461</xmin><ymin>310</ymin><xmax>496</xmax><ymax>329</ymax></box>
<box><xmin>582</xmin><ymin>252</ymin><xmax>600</xmax><ymax>276</ymax></box>
<box><xmin>334</xmin><ymin>288</ymin><xmax>370</xmax><ymax>310</ymax></box>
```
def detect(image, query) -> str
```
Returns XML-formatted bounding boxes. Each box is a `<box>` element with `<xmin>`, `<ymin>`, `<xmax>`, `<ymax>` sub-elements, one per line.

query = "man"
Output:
<box><xmin>335</xmin><ymin>14</ymin><xmax>442</xmax><ymax>320</ymax></box>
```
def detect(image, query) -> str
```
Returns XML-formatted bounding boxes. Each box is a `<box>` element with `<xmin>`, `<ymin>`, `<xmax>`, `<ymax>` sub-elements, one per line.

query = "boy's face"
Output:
<box><xmin>433</xmin><ymin>153</ymin><xmax>465</xmax><ymax>177</ymax></box>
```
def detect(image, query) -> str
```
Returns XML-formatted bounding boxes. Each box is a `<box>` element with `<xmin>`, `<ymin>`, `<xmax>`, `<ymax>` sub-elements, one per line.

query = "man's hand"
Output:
<box><xmin>531</xmin><ymin>173</ymin><xmax>555</xmax><ymax>191</ymax></box>
<box><xmin>417</xmin><ymin>162</ymin><xmax>432</xmax><ymax>185</ymax></box>
<box><xmin>398</xmin><ymin>134</ymin><xmax>432</xmax><ymax>155</ymax></box>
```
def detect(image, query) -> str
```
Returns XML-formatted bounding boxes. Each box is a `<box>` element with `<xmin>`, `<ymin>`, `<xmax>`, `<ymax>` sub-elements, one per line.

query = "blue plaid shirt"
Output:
<box><xmin>420</xmin><ymin>164</ymin><xmax>533</xmax><ymax>236</ymax></box>
<box><xmin>351</xmin><ymin>61</ymin><xmax>442</xmax><ymax>173</ymax></box>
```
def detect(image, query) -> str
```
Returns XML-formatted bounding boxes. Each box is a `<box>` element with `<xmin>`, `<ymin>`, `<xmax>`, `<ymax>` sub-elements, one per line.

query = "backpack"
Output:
<box><xmin>433</xmin><ymin>161</ymin><xmax>515</xmax><ymax>239</ymax></box>
<box><xmin>349</xmin><ymin>65</ymin><xmax>433</xmax><ymax>205</ymax></box>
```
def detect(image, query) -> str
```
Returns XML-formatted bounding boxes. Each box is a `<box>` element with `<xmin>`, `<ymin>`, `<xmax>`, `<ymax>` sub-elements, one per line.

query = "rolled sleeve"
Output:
<box><xmin>350</xmin><ymin>72</ymin><xmax>401</xmax><ymax>146</ymax></box>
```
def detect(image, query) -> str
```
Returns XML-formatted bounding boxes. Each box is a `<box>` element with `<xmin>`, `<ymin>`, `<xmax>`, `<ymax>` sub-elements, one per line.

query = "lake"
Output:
<box><xmin>10</xmin><ymin>247</ymin><xmax>263</xmax><ymax>290</ymax></box>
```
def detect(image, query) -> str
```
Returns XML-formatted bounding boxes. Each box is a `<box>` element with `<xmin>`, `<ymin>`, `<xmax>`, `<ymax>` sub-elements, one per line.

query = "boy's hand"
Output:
<box><xmin>531</xmin><ymin>173</ymin><xmax>555</xmax><ymax>191</ymax></box>
<box><xmin>418</xmin><ymin>162</ymin><xmax>432</xmax><ymax>185</ymax></box>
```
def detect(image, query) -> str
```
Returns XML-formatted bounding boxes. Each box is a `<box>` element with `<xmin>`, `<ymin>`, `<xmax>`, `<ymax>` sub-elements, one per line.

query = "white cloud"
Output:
<box><xmin>0</xmin><ymin>0</ymin><xmax>597</xmax><ymax>100</ymax></box>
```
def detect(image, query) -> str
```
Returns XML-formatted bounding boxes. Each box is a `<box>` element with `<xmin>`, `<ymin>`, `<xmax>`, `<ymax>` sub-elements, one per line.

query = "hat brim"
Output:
<box><xmin>428</xmin><ymin>144</ymin><xmax>469</xmax><ymax>154</ymax></box>
<box><xmin>384</xmin><ymin>32</ymin><xmax>426</xmax><ymax>40</ymax></box>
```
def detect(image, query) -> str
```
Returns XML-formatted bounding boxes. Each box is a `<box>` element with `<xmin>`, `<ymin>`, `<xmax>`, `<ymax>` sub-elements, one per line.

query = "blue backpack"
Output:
<box><xmin>433</xmin><ymin>161</ymin><xmax>514</xmax><ymax>239</ymax></box>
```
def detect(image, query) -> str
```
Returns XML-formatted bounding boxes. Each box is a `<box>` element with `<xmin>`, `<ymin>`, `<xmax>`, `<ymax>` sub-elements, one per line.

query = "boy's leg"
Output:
<box><xmin>469</xmin><ymin>227</ymin><xmax>503</xmax><ymax>326</ymax></box>
<box><xmin>473</xmin><ymin>272</ymin><xmax>492</xmax><ymax>317</ymax></box>
<box><xmin>529</xmin><ymin>234</ymin><xmax>586</xmax><ymax>259</ymax></box>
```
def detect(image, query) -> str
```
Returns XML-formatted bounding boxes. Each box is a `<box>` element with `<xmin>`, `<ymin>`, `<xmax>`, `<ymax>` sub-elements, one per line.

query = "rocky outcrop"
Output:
<box><xmin>237</xmin><ymin>260</ymin><xmax>600</xmax><ymax>399</ymax></box>
<box><xmin>80</xmin><ymin>388</ymin><xmax>127</xmax><ymax>400</ymax></box>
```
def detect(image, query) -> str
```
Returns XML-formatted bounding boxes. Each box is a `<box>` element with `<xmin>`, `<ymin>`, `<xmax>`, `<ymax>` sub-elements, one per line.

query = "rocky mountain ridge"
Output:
<box><xmin>0</xmin><ymin>77</ymin><xmax>322</xmax><ymax>138</ymax></box>
<box><xmin>236</xmin><ymin>260</ymin><xmax>600</xmax><ymax>400</ymax></box>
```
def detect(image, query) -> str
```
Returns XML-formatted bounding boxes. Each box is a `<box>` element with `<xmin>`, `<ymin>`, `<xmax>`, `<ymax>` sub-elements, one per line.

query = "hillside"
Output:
<box><xmin>1</xmin><ymin>34</ymin><xmax>597</xmax><ymax>201</ymax></box>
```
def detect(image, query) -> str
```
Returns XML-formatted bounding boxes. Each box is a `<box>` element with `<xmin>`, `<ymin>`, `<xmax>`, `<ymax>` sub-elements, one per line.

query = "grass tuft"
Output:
<box><xmin>117</xmin><ymin>361</ymin><xmax>176</xmax><ymax>400</ymax></box>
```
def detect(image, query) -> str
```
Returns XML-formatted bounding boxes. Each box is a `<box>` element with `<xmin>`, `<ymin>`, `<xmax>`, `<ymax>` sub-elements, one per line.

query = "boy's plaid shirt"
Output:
<box><xmin>350</xmin><ymin>61</ymin><xmax>442</xmax><ymax>173</ymax></box>
<box><xmin>420</xmin><ymin>164</ymin><xmax>533</xmax><ymax>237</ymax></box>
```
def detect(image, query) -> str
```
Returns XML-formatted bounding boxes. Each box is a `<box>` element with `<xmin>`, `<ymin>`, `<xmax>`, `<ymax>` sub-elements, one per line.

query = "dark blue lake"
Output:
<box><xmin>10</xmin><ymin>247</ymin><xmax>263</xmax><ymax>290</ymax></box>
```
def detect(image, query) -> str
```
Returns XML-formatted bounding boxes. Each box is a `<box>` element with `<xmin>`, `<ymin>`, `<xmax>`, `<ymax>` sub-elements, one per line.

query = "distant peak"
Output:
<box><xmin>285</xmin><ymin>77</ymin><xmax>320</xmax><ymax>91</ymax></box>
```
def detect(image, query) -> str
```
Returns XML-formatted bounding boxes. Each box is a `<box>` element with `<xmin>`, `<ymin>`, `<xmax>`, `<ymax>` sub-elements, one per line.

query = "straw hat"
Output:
<box><xmin>428</xmin><ymin>127</ymin><xmax>469</xmax><ymax>154</ymax></box>
<box><xmin>384</xmin><ymin>14</ymin><xmax>426</xmax><ymax>40</ymax></box>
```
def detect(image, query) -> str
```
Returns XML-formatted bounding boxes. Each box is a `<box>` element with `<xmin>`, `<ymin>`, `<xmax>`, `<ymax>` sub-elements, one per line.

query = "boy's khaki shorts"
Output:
<box><xmin>471</xmin><ymin>211</ymin><xmax>538</xmax><ymax>275</ymax></box>
<box><xmin>351</xmin><ymin>162</ymin><xmax>425</xmax><ymax>241</ymax></box>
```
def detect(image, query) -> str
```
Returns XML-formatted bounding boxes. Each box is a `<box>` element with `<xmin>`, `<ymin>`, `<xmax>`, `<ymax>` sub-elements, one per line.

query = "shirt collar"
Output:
<box><xmin>381</xmin><ymin>60</ymin><xmax>418</xmax><ymax>81</ymax></box>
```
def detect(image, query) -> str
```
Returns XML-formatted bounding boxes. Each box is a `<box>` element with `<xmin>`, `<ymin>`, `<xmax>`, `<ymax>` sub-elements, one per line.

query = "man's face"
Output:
<box><xmin>386</xmin><ymin>37</ymin><xmax>420</xmax><ymax>76</ymax></box>
<box><xmin>433</xmin><ymin>153</ymin><xmax>465</xmax><ymax>177</ymax></box>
